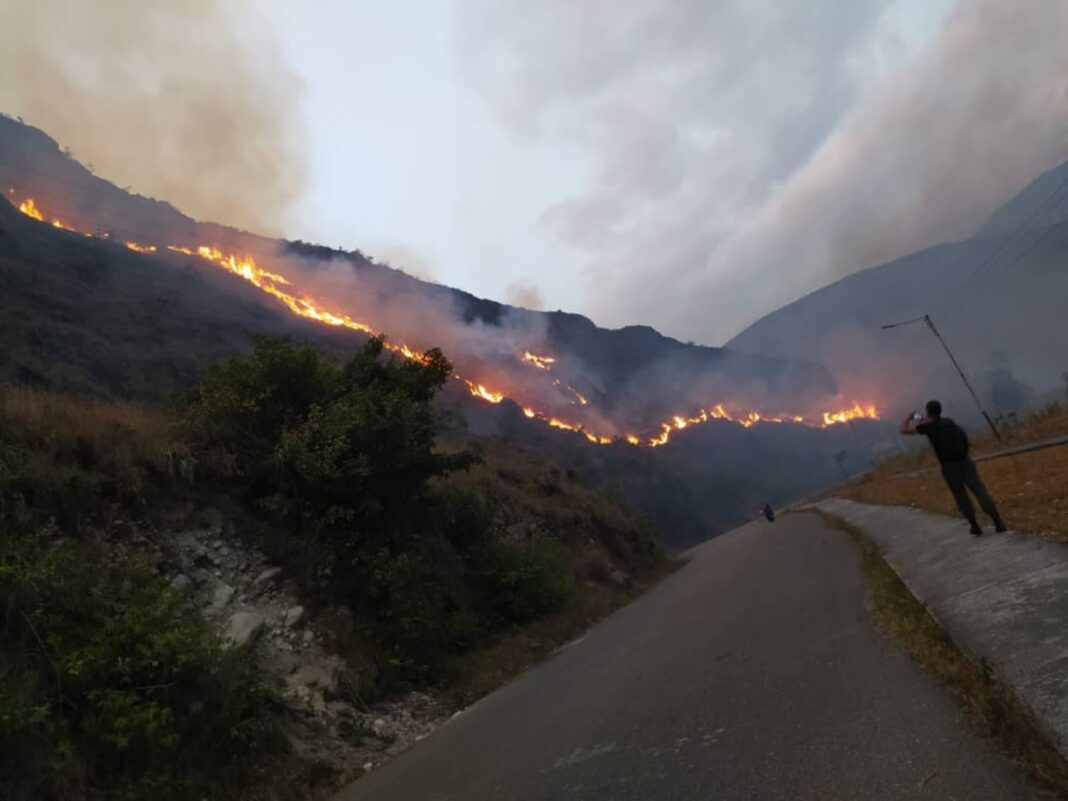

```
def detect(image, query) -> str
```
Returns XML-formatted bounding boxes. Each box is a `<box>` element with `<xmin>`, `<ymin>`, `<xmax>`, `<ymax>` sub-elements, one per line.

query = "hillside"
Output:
<box><xmin>0</xmin><ymin>114</ymin><xmax>834</xmax><ymax>424</ymax></box>
<box><xmin>0</xmin><ymin>356</ymin><xmax>667</xmax><ymax>799</ymax></box>
<box><xmin>728</xmin><ymin>160</ymin><xmax>1068</xmax><ymax>424</ymax></box>
<box><xmin>0</xmin><ymin>114</ymin><xmax>900</xmax><ymax>549</ymax></box>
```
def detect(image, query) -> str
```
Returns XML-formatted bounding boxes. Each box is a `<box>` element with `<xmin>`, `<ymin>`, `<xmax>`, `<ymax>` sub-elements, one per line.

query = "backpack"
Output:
<box><xmin>941</xmin><ymin>419</ymin><xmax>970</xmax><ymax>462</ymax></box>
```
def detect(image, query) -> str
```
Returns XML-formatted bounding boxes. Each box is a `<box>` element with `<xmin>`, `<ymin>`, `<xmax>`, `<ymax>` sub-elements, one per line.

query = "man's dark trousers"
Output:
<box><xmin>941</xmin><ymin>458</ymin><xmax>1000</xmax><ymax>523</ymax></box>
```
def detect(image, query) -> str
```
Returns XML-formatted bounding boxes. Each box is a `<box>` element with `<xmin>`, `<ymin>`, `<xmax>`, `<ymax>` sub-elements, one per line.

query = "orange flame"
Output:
<box><xmin>465</xmin><ymin>381</ymin><xmax>504</xmax><ymax>404</ymax></box>
<box><xmin>822</xmin><ymin>402</ymin><xmax>880</xmax><ymax>426</ymax></box>
<box><xmin>522</xmin><ymin>351</ymin><xmax>556</xmax><ymax>371</ymax></box>
<box><xmin>18</xmin><ymin>197</ymin><xmax>78</xmax><ymax>232</ymax></box>
<box><xmin>125</xmin><ymin>241</ymin><xmax>158</xmax><ymax>254</ymax></box>
<box><xmin>19</xmin><ymin>198</ymin><xmax>44</xmax><ymax>221</ymax></box>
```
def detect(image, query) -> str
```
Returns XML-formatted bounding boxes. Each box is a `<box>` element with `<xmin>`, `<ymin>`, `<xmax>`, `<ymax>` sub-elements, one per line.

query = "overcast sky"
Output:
<box><xmin>4</xmin><ymin>1</ymin><xmax>1067</xmax><ymax>345</ymax></box>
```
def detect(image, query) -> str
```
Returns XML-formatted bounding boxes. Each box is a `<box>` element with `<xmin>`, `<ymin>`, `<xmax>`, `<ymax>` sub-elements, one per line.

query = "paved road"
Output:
<box><xmin>335</xmin><ymin>513</ymin><xmax>1041</xmax><ymax>800</ymax></box>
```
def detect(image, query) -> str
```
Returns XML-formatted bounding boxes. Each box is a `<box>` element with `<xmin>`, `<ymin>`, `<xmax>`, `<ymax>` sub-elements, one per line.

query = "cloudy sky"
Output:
<box><xmin>3</xmin><ymin>1</ymin><xmax>1067</xmax><ymax>345</ymax></box>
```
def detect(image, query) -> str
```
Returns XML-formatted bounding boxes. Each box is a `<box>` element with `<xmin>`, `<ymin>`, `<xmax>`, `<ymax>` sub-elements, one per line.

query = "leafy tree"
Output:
<box><xmin>181</xmin><ymin>337</ymin><xmax>491</xmax><ymax>680</ymax></box>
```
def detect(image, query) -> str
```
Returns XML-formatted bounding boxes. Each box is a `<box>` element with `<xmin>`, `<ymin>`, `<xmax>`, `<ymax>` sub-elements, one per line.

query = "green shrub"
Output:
<box><xmin>180</xmin><ymin>336</ymin><xmax>481</xmax><ymax>683</ymax></box>
<box><xmin>0</xmin><ymin>536</ymin><xmax>277</xmax><ymax>800</ymax></box>
<box><xmin>479</xmin><ymin>541</ymin><xmax>574</xmax><ymax>625</ymax></box>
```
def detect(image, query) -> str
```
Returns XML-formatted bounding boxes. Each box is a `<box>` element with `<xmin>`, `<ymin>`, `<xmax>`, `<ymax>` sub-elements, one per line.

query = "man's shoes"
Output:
<box><xmin>993</xmin><ymin>517</ymin><xmax>1008</xmax><ymax>533</ymax></box>
<box><xmin>969</xmin><ymin>521</ymin><xmax>983</xmax><ymax>536</ymax></box>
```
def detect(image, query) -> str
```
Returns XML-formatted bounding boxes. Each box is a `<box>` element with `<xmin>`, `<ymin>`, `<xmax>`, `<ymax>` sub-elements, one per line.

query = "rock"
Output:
<box><xmin>303</xmin><ymin>629</ymin><xmax>315</xmax><ymax>645</ymax></box>
<box><xmin>252</xmin><ymin>566</ymin><xmax>283</xmax><ymax>592</ymax></box>
<box><xmin>212</xmin><ymin>539</ymin><xmax>223</xmax><ymax>550</ymax></box>
<box><xmin>505</xmin><ymin>522</ymin><xmax>530</xmax><ymax>541</ymax></box>
<box><xmin>608</xmin><ymin>569</ymin><xmax>630</xmax><ymax>587</ymax></box>
<box><xmin>289</xmin><ymin>656</ymin><xmax>346</xmax><ymax>695</ymax></box>
<box><xmin>170</xmin><ymin>574</ymin><xmax>194</xmax><ymax>593</ymax></box>
<box><xmin>212</xmin><ymin>583</ymin><xmax>236</xmax><ymax>609</ymax></box>
<box><xmin>283</xmin><ymin>605</ymin><xmax>305</xmax><ymax>629</ymax></box>
<box><xmin>362</xmin><ymin>762</ymin><xmax>373</xmax><ymax>773</ymax></box>
<box><xmin>224</xmin><ymin>612</ymin><xmax>265</xmax><ymax>648</ymax></box>
<box><xmin>193</xmin><ymin>547</ymin><xmax>211</xmax><ymax>568</ymax></box>
<box><xmin>219</xmin><ymin>546</ymin><xmax>231</xmax><ymax>557</ymax></box>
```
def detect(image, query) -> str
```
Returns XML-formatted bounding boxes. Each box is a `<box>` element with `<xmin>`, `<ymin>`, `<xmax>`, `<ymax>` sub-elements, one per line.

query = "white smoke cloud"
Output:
<box><xmin>505</xmin><ymin>280</ymin><xmax>545</xmax><ymax>310</ymax></box>
<box><xmin>456</xmin><ymin>0</ymin><xmax>1068</xmax><ymax>345</ymax></box>
<box><xmin>0</xmin><ymin>0</ymin><xmax>307</xmax><ymax>235</ymax></box>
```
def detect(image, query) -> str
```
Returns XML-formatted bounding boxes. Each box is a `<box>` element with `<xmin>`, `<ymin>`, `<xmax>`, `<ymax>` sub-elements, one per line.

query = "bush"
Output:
<box><xmin>180</xmin><ymin>337</ymin><xmax>483</xmax><ymax>683</ymax></box>
<box><xmin>0</xmin><ymin>535</ymin><xmax>277</xmax><ymax>800</ymax></box>
<box><xmin>479</xmin><ymin>541</ymin><xmax>574</xmax><ymax>625</ymax></box>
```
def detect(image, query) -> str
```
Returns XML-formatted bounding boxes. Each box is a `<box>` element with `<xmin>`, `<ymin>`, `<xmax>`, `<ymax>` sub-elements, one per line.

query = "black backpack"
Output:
<box><xmin>941</xmin><ymin>419</ymin><xmax>970</xmax><ymax>462</ymax></box>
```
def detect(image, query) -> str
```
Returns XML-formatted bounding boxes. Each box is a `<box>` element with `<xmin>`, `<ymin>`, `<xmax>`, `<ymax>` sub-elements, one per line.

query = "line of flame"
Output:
<box><xmin>14</xmin><ymin>196</ymin><xmax>881</xmax><ymax>447</ymax></box>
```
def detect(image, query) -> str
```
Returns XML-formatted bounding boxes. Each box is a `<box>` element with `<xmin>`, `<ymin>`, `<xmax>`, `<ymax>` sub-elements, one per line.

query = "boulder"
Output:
<box><xmin>211</xmin><ymin>582</ymin><xmax>236</xmax><ymax>609</ymax></box>
<box><xmin>283</xmin><ymin>605</ymin><xmax>305</xmax><ymax>629</ymax></box>
<box><xmin>224</xmin><ymin>612</ymin><xmax>265</xmax><ymax>648</ymax></box>
<box><xmin>252</xmin><ymin>566</ymin><xmax>283</xmax><ymax>592</ymax></box>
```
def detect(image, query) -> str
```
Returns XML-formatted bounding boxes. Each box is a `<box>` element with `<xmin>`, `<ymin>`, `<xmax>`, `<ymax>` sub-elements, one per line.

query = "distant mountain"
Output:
<box><xmin>729</xmin><ymin>160</ymin><xmax>1068</xmax><ymax>423</ymax></box>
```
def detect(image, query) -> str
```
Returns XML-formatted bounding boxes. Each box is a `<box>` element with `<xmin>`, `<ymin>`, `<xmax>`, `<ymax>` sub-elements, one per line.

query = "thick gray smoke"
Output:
<box><xmin>456</xmin><ymin>0</ymin><xmax>1068</xmax><ymax>345</ymax></box>
<box><xmin>0</xmin><ymin>0</ymin><xmax>308</xmax><ymax>235</ymax></box>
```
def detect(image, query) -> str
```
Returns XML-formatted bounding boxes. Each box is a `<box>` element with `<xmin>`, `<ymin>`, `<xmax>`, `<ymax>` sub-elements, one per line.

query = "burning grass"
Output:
<box><xmin>819</xmin><ymin>511</ymin><xmax>1068</xmax><ymax>796</ymax></box>
<box><xmin>9</xmin><ymin>193</ymin><xmax>881</xmax><ymax>451</ymax></box>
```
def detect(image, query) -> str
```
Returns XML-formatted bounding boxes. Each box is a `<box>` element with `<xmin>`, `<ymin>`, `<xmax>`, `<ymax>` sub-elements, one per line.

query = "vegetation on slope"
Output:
<box><xmin>0</xmin><ymin>336</ymin><xmax>664</xmax><ymax>799</ymax></box>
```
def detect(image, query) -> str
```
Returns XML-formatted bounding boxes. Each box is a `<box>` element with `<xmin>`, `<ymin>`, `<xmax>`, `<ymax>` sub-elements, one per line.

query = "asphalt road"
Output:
<box><xmin>335</xmin><ymin>513</ymin><xmax>1041</xmax><ymax>800</ymax></box>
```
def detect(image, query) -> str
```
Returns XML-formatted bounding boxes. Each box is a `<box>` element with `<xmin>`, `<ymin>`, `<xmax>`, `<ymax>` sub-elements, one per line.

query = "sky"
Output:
<box><xmin>2</xmin><ymin>0</ymin><xmax>1067</xmax><ymax>346</ymax></box>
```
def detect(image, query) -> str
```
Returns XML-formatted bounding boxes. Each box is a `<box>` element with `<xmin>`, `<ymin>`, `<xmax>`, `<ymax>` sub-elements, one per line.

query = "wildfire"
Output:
<box><xmin>822</xmin><ymin>402</ymin><xmax>880</xmax><ymax>426</ymax></box>
<box><xmin>12</xmin><ymin>194</ymin><xmax>883</xmax><ymax>449</ymax></box>
<box><xmin>522</xmin><ymin>351</ymin><xmax>556</xmax><ymax>371</ymax></box>
<box><xmin>465</xmin><ymin>381</ymin><xmax>505</xmax><ymax>404</ymax></box>
<box><xmin>552</xmin><ymin>378</ymin><xmax>588</xmax><ymax>406</ymax></box>
<box><xmin>18</xmin><ymin>198</ymin><xmax>43</xmax><ymax>221</ymax></box>
<box><xmin>17</xmin><ymin>197</ymin><xmax>83</xmax><ymax>234</ymax></box>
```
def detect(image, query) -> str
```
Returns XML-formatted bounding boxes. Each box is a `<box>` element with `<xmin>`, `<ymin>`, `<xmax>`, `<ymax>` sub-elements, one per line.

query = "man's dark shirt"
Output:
<box><xmin>915</xmin><ymin>417</ymin><xmax>969</xmax><ymax>464</ymax></box>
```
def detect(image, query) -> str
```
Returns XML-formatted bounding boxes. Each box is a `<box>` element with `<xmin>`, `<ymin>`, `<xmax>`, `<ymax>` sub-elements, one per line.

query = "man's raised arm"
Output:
<box><xmin>900</xmin><ymin>413</ymin><xmax>919</xmax><ymax>436</ymax></box>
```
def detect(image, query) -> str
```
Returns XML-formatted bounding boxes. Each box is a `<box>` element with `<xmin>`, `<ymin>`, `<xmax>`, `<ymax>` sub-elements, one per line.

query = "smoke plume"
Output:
<box><xmin>0</xmin><ymin>0</ymin><xmax>307</xmax><ymax>235</ymax></box>
<box><xmin>457</xmin><ymin>0</ymin><xmax>1068</xmax><ymax>345</ymax></box>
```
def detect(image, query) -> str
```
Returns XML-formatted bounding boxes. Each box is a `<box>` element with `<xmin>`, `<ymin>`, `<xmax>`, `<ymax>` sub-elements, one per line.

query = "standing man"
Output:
<box><xmin>901</xmin><ymin>399</ymin><xmax>1007</xmax><ymax>536</ymax></box>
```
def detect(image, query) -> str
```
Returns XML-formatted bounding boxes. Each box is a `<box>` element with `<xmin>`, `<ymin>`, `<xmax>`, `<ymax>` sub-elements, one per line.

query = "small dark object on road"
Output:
<box><xmin>901</xmin><ymin>399</ymin><xmax>1007</xmax><ymax>536</ymax></box>
<box><xmin>762</xmin><ymin>502</ymin><xmax>775</xmax><ymax>523</ymax></box>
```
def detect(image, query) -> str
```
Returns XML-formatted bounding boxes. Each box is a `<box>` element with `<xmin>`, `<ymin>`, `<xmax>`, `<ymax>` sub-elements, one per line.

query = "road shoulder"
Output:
<box><xmin>814</xmin><ymin>498</ymin><xmax>1068</xmax><ymax>770</ymax></box>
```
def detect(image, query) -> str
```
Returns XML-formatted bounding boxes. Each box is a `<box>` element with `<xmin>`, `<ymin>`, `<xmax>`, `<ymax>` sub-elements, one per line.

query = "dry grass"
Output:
<box><xmin>0</xmin><ymin>385</ymin><xmax>198</xmax><ymax>527</ymax></box>
<box><xmin>821</xmin><ymin>511</ymin><xmax>1068</xmax><ymax>796</ymax></box>
<box><xmin>0</xmin><ymin>384</ymin><xmax>181</xmax><ymax>473</ymax></box>
<box><xmin>834</xmin><ymin>404</ymin><xmax>1068</xmax><ymax>541</ymax></box>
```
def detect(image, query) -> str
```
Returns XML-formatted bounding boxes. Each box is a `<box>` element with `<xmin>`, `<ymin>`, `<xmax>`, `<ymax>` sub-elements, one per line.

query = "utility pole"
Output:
<box><xmin>881</xmin><ymin>313</ymin><xmax>1002</xmax><ymax>441</ymax></box>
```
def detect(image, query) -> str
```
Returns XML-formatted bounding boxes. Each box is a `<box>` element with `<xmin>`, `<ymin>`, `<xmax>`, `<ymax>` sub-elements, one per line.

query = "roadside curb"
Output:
<box><xmin>808</xmin><ymin>498</ymin><xmax>1068</xmax><ymax>762</ymax></box>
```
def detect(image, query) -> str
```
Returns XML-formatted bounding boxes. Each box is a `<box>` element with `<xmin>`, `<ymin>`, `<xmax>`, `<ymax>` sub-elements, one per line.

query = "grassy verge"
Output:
<box><xmin>818</xmin><ymin>511</ymin><xmax>1068</xmax><ymax>795</ymax></box>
